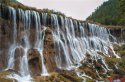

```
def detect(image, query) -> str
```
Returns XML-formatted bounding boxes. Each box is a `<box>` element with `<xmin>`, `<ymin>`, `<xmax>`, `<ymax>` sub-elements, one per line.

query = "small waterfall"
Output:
<box><xmin>51</xmin><ymin>14</ymin><xmax>73</xmax><ymax>69</ymax></box>
<box><xmin>19</xmin><ymin>9</ymin><xmax>31</xmax><ymax>77</ymax></box>
<box><xmin>33</xmin><ymin>12</ymin><xmax>49</xmax><ymax>76</ymax></box>
<box><xmin>7</xmin><ymin>7</ymin><xmax>17</xmax><ymax>70</ymax></box>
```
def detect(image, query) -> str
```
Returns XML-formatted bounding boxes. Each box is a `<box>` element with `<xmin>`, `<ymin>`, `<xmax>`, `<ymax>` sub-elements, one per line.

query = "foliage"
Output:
<box><xmin>87</xmin><ymin>0</ymin><xmax>125</xmax><ymax>26</ymax></box>
<box><xmin>105</xmin><ymin>44</ymin><xmax>125</xmax><ymax>77</ymax></box>
<box><xmin>119</xmin><ymin>0</ymin><xmax>125</xmax><ymax>25</ymax></box>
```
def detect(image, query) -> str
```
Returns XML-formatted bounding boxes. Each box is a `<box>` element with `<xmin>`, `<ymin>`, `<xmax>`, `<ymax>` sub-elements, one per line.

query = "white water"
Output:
<box><xmin>0</xmin><ymin>6</ymin><xmax>120</xmax><ymax>82</ymax></box>
<box><xmin>33</xmin><ymin>12</ymin><xmax>49</xmax><ymax>75</ymax></box>
<box><xmin>6</xmin><ymin>8</ymin><xmax>49</xmax><ymax>82</ymax></box>
<box><xmin>76</xmin><ymin>71</ymin><xmax>92</xmax><ymax>82</ymax></box>
<box><xmin>51</xmin><ymin>14</ymin><xmax>119</xmax><ymax>71</ymax></box>
<box><xmin>8</xmin><ymin>74</ymin><xmax>32</xmax><ymax>82</ymax></box>
<box><xmin>7</xmin><ymin>7</ymin><xmax>17</xmax><ymax>70</ymax></box>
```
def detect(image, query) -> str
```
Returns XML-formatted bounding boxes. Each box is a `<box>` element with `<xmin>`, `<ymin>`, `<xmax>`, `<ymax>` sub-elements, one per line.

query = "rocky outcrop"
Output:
<box><xmin>14</xmin><ymin>47</ymin><xmax>24</xmax><ymax>71</ymax></box>
<box><xmin>110</xmin><ymin>27</ymin><xmax>125</xmax><ymax>42</ymax></box>
<box><xmin>28</xmin><ymin>49</ymin><xmax>42</xmax><ymax>76</ymax></box>
<box><xmin>0</xmin><ymin>18</ymin><xmax>12</xmax><ymax>70</ymax></box>
<box><xmin>34</xmin><ymin>71</ymin><xmax>83</xmax><ymax>82</ymax></box>
<box><xmin>43</xmin><ymin>28</ymin><xmax>57</xmax><ymax>72</ymax></box>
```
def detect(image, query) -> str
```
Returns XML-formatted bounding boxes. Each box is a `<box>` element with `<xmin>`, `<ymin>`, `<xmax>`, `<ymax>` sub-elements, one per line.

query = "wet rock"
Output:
<box><xmin>0</xmin><ymin>19</ymin><xmax>12</xmax><ymax>69</ymax></box>
<box><xmin>43</xmin><ymin>28</ymin><xmax>57</xmax><ymax>72</ymax></box>
<box><xmin>34</xmin><ymin>71</ymin><xmax>82</xmax><ymax>82</ymax></box>
<box><xmin>113</xmin><ymin>44</ymin><xmax>120</xmax><ymax>51</ymax></box>
<box><xmin>0</xmin><ymin>70</ymin><xmax>16</xmax><ymax>82</ymax></box>
<box><xmin>27</xmin><ymin>49</ymin><xmax>42</xmax><ymax>76</ymax></box>
<box><xmin>14</xmin><ymin>47</ymin><xmax>24</xmax><ymax>72</ymax></box>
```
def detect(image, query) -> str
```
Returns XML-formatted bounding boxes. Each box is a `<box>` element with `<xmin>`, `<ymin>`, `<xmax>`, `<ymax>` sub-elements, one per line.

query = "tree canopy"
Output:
<box><xmin>87</xmin><ymin>0</ymin><xmax>125</xmax><ymax>26</ymax></box>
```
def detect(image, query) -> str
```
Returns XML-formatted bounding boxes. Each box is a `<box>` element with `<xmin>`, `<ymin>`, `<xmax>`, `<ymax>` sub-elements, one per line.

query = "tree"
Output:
<box><xmin>87</xmin><ymin>0</ymin><xmax>121</xmax><ymax>25</ymax></box>
<box><xmin>119</xmin><ymin>0</ymin><xmax>125</xmax><ymax>25</ymax></box>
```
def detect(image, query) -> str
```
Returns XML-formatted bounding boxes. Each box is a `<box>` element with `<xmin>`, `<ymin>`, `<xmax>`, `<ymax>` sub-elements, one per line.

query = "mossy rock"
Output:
<box><xmin>0</xmin><ymin>71</ymin><xmax>13</xmax><ymax>77</ymax></box>
<box><xmin>60</xmin><ymin>71</ymin><xmax>82</xmax><ymax>82</ymax></box>
<box><xmin>0</xmin><ymin>71</ymin><xmax>16</xmax><ymax>82</ymax></box>
<box><xmin>119</xmin><ymin>51</ymin><xmax>125</xmax><ymax>57</ymax></box>
<box><xmin>79</xmin><ymin>62</ymin><xmax>100</xmax><ymax>80</ymax></box>
<box><xmin>34</xmin><ymin>71</ymin><xmax>83</xmax><ymax>82</ymax></box>
<box><xmin>86</xmin><ymin>78</ymin><xmax>94</xmax><ymax>82</ymax></box>
<box><xmin>0</xmin><ymin>78</ymin><xmax>14</xmax><ymax>82</ymax></box>
<box><xmin>120</xmin><ymin>44</ymin><xmax>125</xmax><ymax>50</ymax></box>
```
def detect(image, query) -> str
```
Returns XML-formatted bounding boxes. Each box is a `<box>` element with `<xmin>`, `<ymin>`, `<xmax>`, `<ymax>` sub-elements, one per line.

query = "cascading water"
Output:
<box><xmin>51</xmin><ymin>14</ymin><xmax>119</xmax><ymax>71</ymax></box>
<box><xmin>7</xmin><ymin>8</ymin><xmax>32</xmax><ymax>82</ymax></box>
<box><xmin>33</xmin><ymin>12</ymin><xmax>49</xmax><ymax>76</ymax></box>
<box><xmin>5</xmin><ymin>7</ymin><xmax>49</xmax><ymax>82</ymax></box>
<box><xmin>7</xmin><ymin>7</ymin><xmax>17</xmax><ymax>70</ymax></box>
<box><xmin>0</xmin><ymin>5</ymin><xmax>121</xmax><ymax>82</ymax></box>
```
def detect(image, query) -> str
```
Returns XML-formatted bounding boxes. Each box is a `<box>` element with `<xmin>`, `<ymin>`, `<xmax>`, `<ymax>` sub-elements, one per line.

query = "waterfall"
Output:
<box><xmin>7</xmin><ymin>7</ymin><xmax>17</xmax><ymax>70</ymax></box>
<box><xmin>51</xmin><ymin>14</ymin><xmax>119</xmax><ymax>71</ymax></box>
<box><xmin>33</xmin><ymin>12</ymin><xmax>49</xmax><ymax>76</ymax></box>
<box><xmin>19</xmin><ymin>9</ymin><xmax>31</xmax><ymax>77</ymax></box>
<box><xmin>51</xmin><ymin>14</ymin><xmax>73</xmax><ymax>69</ymax></box>
<box><xmin>0</xmin><ymin>5</ymin><xmax>121</xmax><ymax>82</ymax></box>
<box><xmin>5</xmin><ymin>7</ymin><xmax>49</xmax><ymax>81</ymax></box>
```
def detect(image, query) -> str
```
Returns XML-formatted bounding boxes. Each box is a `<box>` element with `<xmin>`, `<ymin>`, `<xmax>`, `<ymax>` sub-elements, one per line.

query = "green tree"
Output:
<box><xmin>119</xmin><ymin>0</ymin><xmax>125</xmax><ymax>25</ymax></box>
<box><xmin>87</xmin><ymin>0</ymin><xmax>121</xmax><ymax>25</ymax></box>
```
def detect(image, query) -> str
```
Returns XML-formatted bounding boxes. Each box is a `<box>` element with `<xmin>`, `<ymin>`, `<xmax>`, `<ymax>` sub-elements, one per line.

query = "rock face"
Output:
<box><xmin>110</xmin><ymin>28</ymin><xmax>125</xmax><ymax>43</ymax></box>
<box><xmin>43</xmin><ymin>28</ymin><xmax>57</xmax><ymax>72</ymax></box>
<box><xmin>28</xmin><ymin>49</ymin><xmax>42</xmax><ymax>76</ymax></box>
<box><xmin>14</xmin><ymin>47</ymin><xmax>24</xmax><ymax>71</ymax></box>
<box><xmin>0</xmin><ymin>19</ymin><xmax>12</xmax><ymax>70</ymax></box>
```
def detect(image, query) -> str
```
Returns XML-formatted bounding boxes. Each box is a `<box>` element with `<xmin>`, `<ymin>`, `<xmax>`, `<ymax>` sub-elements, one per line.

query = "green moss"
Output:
<box><xmin>0</xmin><ymin>71</ymin><xmax>12</xmax><ymax>77</ymax></box>
<box><xmin>79</xmin><ymin>66</ymin><xmax>98</xmax><ymax>79</ymax></box>
<box><xmin>0</xmin><ymin>78</ymin><xmax>14</xmax><ymax>82</ymax></box>
<box><xmin>106</xmin><ymin>57</ymin><xmax>122</xmax><ymax>64</ymax></box>
<box><xmin>117</xmin><ymin>44</ymin><xmax>125</xmax><ymax>58</ymax></box>
<box><xmin>0</xmin><ymin>71</ymin><xmax>15</xmax><ymax>82</ymax></box>
<box><xmin>34</xmin><ymin>71</ymin><xmax>82</xmax><ymax>82</ymax></box>
<box><xmin>60</xmin><ymin>71</ymin><xmax>82</xmax><ymax>82</ymax></box>
<box><xmin>58</xmin><ymin>75</ymin><xmax>71</xmax><ymax>82</ymax></box>
<box><xmin>119</xmin><ymin>51</ymin><xmax>125</xmax><ymax>57</ymax></box>
<box><xmin>86</xmin><ymin>78</ymin><xmax>93</xmax><ymax>82</ymax></box>
<box><xmin>120</xmin><ymin>44</ymin><xmax>125</xmax><ymax>50</ymax></box>
<box><xmin>105</xmin><ymin>44</ymin><xmax>125</xmax><ymax>76</ymax></box>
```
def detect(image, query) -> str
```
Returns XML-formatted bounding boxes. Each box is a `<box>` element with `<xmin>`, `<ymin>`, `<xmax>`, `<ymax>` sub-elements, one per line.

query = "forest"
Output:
<box><xmin>87</xmin><ymin>0</ymin><xmax>125</xmax><ymax>26</ymax></box>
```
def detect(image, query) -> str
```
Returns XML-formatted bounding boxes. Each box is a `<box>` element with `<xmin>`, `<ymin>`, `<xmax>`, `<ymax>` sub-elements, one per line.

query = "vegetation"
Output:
<box><xmin>87</xmin><ymin>0</ymin><xmax>125</xmax><ymax>26</ymax></box>
<box><xmin>0</xmin><ymin>71</ymin><xmax>15</xmax><ymax>82</ymax></box>
<box><xmin>76</xmin><ymin>44</ymin><xmax>125</xmax><ymax>81</ymax></box>
<box><xmin>87</xmin><ymin>0</ymin><xmax>119</xmax><ymax>25</ymax></box>
<box><xmin>119</xmin><ymin>0</ymin><xmax>125</xmax><ymax>25</ymax></box>
<box><xmin>106</xmin><ymin>44</ymin><xmax>125</xmax><ymax>76</ymax></box>
<box><xmin>34</xmin><ymin>71</ymin><xmax>83</xmax><ymax>82</ymax></box>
